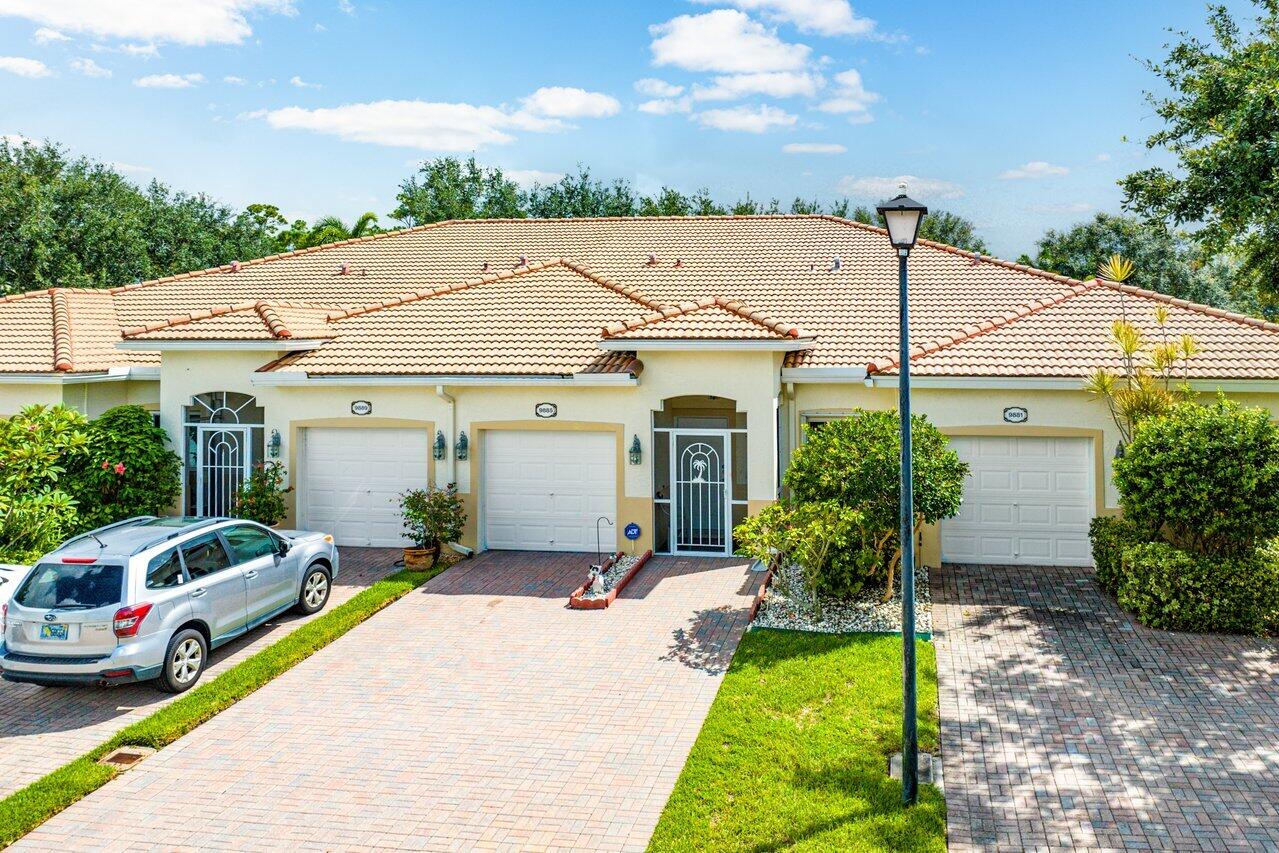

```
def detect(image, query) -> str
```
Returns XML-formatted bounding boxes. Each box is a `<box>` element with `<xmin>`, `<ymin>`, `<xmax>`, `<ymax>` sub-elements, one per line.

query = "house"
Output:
<box><xmin>3</xmin><ymin>215</ymin><xmax>1279</xmax><ymax>565</ymax></box>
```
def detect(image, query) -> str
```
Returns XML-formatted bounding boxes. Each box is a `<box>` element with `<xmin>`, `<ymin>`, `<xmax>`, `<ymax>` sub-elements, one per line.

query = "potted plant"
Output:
<box><xmin>399</xmin><ymin>484</ymin><xmax>466</xmax><ymax>570</ymax></box>
<box><xmin>233</xmin><ymin>462</ymin><xmax>293</xmax><ymax>527</ymax></box>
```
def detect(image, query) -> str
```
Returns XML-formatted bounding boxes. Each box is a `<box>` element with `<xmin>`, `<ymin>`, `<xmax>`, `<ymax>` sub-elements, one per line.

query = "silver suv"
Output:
<box><xmin>0</xmin><ymin>517</ymin><xmax>339</xmax><ymax>693</ymax></box>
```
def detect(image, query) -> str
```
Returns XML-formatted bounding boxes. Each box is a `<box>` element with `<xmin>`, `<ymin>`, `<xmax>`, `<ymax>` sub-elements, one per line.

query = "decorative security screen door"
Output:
<box><xmin>672</xmin><ymin>432</ymin><xmax>731</xmax><ymax>555</ymax></box>
<box><xmin>196</xmin><ymin>426</ymin><xmax>251</xmax><ymax>517</ymax></box>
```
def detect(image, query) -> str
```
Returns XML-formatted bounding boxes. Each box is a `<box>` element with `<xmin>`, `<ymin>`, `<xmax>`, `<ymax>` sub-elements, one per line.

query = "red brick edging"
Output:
<box><xmin>568</xmin><ymin>550</ymin><xmax>654</xmax><ymax>610</ymax></box>
<box><xmin>748</xmin><ymin>564</ymin><xmax>774</xmax><ymax>621</ymax></box>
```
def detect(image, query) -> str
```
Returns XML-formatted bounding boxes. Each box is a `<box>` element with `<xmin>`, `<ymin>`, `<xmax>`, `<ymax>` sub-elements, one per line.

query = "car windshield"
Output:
<box><xmin>13</xmin><ymin>563</ymin><xmax>125</xmax><ymax>610</ymax></box>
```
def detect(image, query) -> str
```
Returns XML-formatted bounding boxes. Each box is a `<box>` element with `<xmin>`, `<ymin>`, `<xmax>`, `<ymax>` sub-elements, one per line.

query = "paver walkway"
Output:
<box><xmin>16</xmin><ymin>551</ymin><xmax>757</xmax><ymax>851</ymax></box>
<box><xmin>934</xmin><ymin>563</ymin><xmax>1279</xmax><ymax>852</ymax></box>
<box><xmin>0</xmin><ymin>547</ymin><xmax>399</xmax><ymax>799</ymax></box>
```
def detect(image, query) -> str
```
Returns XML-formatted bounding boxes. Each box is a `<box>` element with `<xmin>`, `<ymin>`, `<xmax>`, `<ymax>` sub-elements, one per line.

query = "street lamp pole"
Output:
<box><xmin>877</xmin><ymin>184</ymin><xmax>928</xmax><ymax>807</ymax></box>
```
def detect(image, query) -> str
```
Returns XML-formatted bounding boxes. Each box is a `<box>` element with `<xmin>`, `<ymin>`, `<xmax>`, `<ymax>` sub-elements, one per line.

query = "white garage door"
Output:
<box><xmin>484</xmin><ymin>431</ymin><xmax>616</xmax><ymax>552</ymax></box>
<box><xmin>941</xmin><ymin>436</ymin><xmax>1093</xmax><ymax>567</ymax></box>
<box><xmin>300</xmin><ymin>427</ymin><xmax>430</xmax><ymax>547</ymax></box>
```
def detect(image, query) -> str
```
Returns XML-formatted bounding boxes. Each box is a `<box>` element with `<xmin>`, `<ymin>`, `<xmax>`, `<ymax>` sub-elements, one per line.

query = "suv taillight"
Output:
<box><xmin>1</xmin><ymin>602</ymin><xmax>6</xmax><ymax>635</ymax></box>
<box><xmin>113</xmin><ymin>602</ymin><xmax>153</xmax><ymax>638</ymax></box>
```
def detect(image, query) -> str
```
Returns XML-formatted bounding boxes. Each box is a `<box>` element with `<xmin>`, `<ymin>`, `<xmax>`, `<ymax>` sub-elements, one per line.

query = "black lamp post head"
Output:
<box><xmin>876</xmin><ymin>187</ymin><xmax>928</xmax><ymax>251</ymax></box>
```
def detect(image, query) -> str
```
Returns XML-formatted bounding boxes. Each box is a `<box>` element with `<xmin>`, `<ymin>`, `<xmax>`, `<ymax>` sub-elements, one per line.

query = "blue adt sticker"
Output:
<box><xmin>624</xmin><ymin>523</ymin><xmax>642</xmax><ymax>541</ymax></box>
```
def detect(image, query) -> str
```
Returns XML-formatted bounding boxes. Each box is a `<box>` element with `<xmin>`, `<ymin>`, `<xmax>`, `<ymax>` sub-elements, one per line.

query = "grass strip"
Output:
<box><xmin>0</xmin><ymin>562</ymin><xmax>449</xmax><ymax>848</ymax></box>
<box><xmin>648</xmin><ymin>628</ymin><xmax>946</xmax><ymax>853</ymax></box>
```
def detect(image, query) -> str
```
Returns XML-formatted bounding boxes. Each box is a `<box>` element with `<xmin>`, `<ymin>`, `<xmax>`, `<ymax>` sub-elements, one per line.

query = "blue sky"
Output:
<box><xmin>0</xmin><ymin>0</ymin><xmax>1251</xmax><ymax>259</ymax></box>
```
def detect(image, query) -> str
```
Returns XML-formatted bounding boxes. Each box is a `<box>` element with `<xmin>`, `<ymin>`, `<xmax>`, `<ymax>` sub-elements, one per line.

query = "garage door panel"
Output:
<box><xmin>484</xmin><ymin>431</ymin><xmax>616</xmax><ymax>552</ymax></box>
<box><xmin>301</xmin><ymin>428</ymin><xmax>430</xmax><ymax>548</ymax></box>
<box><xmin>943</xmin><ymin>436</ymin><xmax>1093</xmax><ymax>567</ymax></box>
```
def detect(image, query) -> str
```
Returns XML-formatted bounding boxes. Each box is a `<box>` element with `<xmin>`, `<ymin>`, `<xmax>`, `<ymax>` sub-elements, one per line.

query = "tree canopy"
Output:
<box><xmin>0</xmin><ymin>139</ymin><xmax>281</xmax><ymax>295</ymax></box>
<box><xmin>1119</xmin><ymin>0</ymin><xmax>1279</xmax><ymax>307</ymax></box>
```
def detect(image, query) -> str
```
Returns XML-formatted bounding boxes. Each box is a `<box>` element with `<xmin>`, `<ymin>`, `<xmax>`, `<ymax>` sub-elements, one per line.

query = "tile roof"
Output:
<box><xmin>2</xmin><ymin>216</ymin><xmax>1279</xmax><ymax>380</ymax></box>
<box><xmin>873</xmin><ymin>279</ymin><xmax>1279</xmax><ymax>379</ymax></box>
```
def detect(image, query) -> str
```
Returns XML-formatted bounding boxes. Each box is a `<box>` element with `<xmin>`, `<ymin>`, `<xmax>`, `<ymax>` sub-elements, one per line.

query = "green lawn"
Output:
<box><xmin>648</xmin><ymin>629</ymin><xmax>945</xmax><ymax>853</ymax></box>
<box><xmin>0</xmin><ymin>561</ymin><xmax>452</xmax><ymax>847</ymax></box>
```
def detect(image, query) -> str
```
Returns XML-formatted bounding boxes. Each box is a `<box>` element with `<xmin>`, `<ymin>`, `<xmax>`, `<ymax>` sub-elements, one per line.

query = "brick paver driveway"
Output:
<box><xmin>17</xmin><ymin>552</ymin><xmax>756</xmax><ymax>851</ymax></box>
<box><xmin>0</xmin><ymin>547</ymin><xmax>399</xmax><ymax>800</ymax></box>
<box><xmin>934</xmin><ymin>563</ymin><xmax>1279</xmax><ymax>851</ymax></box>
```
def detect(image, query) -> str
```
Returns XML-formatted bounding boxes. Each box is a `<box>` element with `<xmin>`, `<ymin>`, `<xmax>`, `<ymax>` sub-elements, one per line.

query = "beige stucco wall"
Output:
<box><xmin>0</xmin><ymin>383</ymin><xmax>61</xmax><ymax>415</ymax></box>
<box><xmin>0</xmin><ymin>379</ymin><xmax>159</xmax><ymax>418</ymax></box>
<box><xmin>158</xmin><ymin>349</ymin><xmax>784</xmax><ymax>554</ymax></box>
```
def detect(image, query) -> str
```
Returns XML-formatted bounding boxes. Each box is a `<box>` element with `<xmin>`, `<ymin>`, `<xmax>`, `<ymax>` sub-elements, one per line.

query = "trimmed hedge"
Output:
<box><xmin>1116</xmin><ymin>541</ymin><xmax>1279</xmax><ymax>636</ymax></box>
<box><xmin>1088</xmin><ymin>516</ymin><xmax>1149</xmax><ymax>595</ymax></box>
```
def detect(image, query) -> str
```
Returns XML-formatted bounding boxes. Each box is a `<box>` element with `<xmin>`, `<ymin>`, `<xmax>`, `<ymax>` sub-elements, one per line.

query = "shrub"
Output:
<box><xmin>233</xmin><ymin>462</ymin><xmax>292</xmax><ymax>526</ymax></box>
<box><xmin>0</xmin><ymin>405</ymin><xmax>88</xmax><ymax>563</ymax></box>
<box><xmin>1088</xmin><ymin>515</ymin><xmax>1150</xmax><ymax>594</ymax></box>
<box><xmin>1113</xmin><ymin>398</ymin><xmax>1279</xmax><ymax>556</ymax></box>
<box><xmin>399</xmin><ymin>484</ymin><xmax>466</xmax><ymax>567</ymax></box>
<box><xmin>1117</xmin><ymin>540</ymin><xmax>1279</xmax><ymax>635</ymax></box>
<box><xmin>785</xmin><ymin>410</ymin><xmax>967</xmax><ymax>600</ymax></box>
<box><xmin>66</xmin><ymin>405</ymin><xmax>180</xmax><ymax>532</ymax></box>
<box><xmin>734</xmin><ymin>499</ymin><xmax>872</xmax><ymax>608</ymax></box>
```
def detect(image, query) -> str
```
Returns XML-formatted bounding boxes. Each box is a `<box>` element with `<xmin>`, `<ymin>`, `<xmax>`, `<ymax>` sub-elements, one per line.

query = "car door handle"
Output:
<box><xmin>244</xmin><ymin>570</ymin><xmax>259</xmax><ymax>580</ymax></box>
<box><xmin>190</xmin><ymin>588</ymin><xmax>207</xmax><ymax>598</ymax></box>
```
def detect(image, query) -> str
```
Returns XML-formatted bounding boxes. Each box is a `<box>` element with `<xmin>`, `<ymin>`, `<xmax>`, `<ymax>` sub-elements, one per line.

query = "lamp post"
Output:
<box><xmin>877</xmin><ymin>183</ymin><xmax>928</xmax><ymax>807</ymax></box>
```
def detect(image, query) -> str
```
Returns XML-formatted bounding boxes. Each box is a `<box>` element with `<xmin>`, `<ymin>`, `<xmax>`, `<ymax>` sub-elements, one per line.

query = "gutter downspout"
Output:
<box><xmin>435</xmin><ymin>384</ymin><xmax>455</xmax><ymax>488</ymax></box>
<box><xmin>781</xmin><ymin>381</ymin><xmax>796</xmax><ymax>498</ymax></box>
<box><xmin>434</xmin><ymin>384</ymin><xmax>473</xmax><ymax>558</ymax></box>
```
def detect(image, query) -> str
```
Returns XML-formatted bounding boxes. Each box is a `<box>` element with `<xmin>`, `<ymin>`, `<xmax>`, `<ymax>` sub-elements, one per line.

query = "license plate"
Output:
<box><xmin>39</xmin><ymin>624</ymin><xmax>68</xmax><ymax>640</ymax></box>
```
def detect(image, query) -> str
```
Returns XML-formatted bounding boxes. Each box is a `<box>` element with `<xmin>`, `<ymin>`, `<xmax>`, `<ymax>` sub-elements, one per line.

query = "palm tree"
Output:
<box><xmin>291</xmin><ymin>211</ymin><xmax>382</xmax><ymax>249</ymax></box>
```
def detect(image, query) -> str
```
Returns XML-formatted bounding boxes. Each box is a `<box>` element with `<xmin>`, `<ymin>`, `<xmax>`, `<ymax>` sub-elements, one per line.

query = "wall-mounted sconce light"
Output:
<box><xmin>268</xmin><ymin>429</ymin><xmax>281</xmax><ymax>459</ymax></box>
<box><xmin>433</xmin><ymin>430</ymin><xmax>447</xmax><ymax>460</ymax></box>
<box><xmin>629</xmin><ymin>434</ymin><xmax>642</xmax><ymax>465</ymax></box>
<box><xmin>455</xmin><ymin>430</ymin><xmax>469</xmax><ymax>460</ymax></box>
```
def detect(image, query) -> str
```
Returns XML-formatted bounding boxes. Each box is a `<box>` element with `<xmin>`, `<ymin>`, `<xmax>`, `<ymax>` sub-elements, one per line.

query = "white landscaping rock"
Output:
<box><xmin>753</xmin><ymin>562</ymin><xmax>932</xmax><ymax>635</ymax></box>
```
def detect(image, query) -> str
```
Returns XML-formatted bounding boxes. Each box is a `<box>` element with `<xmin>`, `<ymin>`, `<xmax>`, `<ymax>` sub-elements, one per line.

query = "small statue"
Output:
<box><xmin>589</xmin><ymin>565</ymin><xmax>606</xmax><ymax>595</ymax></box>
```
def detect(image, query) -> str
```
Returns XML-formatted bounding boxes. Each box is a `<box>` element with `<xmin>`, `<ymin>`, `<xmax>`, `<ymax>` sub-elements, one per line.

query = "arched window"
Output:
<box><xmin>183</xmin><ymin>392</ymin><xmax>266</xmax><ymax>516</ymax></box>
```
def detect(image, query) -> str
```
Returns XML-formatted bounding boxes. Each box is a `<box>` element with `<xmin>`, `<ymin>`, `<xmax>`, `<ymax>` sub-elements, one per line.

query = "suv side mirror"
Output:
<box><xmin>276</xmin><ymin>539</ymin><xmax>291</xmax><ymax>557</ymax></box>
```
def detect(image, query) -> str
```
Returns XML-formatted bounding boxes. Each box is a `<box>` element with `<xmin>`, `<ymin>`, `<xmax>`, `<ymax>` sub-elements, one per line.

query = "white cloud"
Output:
<box><xmin>650</xmin><ymin>10</ymin><xmax>809</xmax><ymax>73</ymax></box>
<box><xmin>506</xmin><ymin>168</ymin><xmax>565</xmax><ymax>187</ymax></box>
<box><xmin>109</xmin><ymin>161</ymin><xmax>151</xmax><ymax>173</ymax></box>
<box><xmin>223</xmin><ymin>75</ymin><xmax>246</xmax><ymax>84</ymax></box>
<box><xmin>0</xmin><ymin>56</ymin><xmax>51</xmax><ymax>77</ymax></box>
<box><xmin>783</xmin><ymin>142</ymin><xmax>845</xmax><ymax>154</ymax></box>
<box><xmin>32</xmin><ymin>26</ymin><xmax>69</xmax><ymax>44</ymax></box>
<box><xmin>255</xmin><ymin>98</ymin><xmax>570</xmax><ymax>151</ymax></box>
<box><xmin>118</xmin><ymin>42</ymin><xmax>159</xmax><ymax>57</ymax></box>
<box><xmin>692</xmin><ymin>0</ymin><xmax>876</xmax><ymax>38</ymax></box>
<box><xmin>638</xmin><ymin>97</ymin><xmax>691</xmax><ymax>115</ymax></box>
<box><xmin>692</xmin><ymin>70</ymin><xmax>820</xmax><ymax>100</ymax></box>
<box><xmin>999</xmin><ymin>160</ymin><xmax>1070</xmax><ymax>180</ymax></box>
<box><xmin>337</xmin><ymin>0</ymin><xmax>354</xmax><ymax>13</ymax></box>
<box><xmin>289</xmin><ymin>74</ymin><xmax>320</xmax><ymax>89</ymax></box>
<box><xmin>521</xmin><ymin>86</ymin><xmax>620</xmax><ymax>119</ymax></box>
<box><xmin>70</xmin><ymin>57</ymin><xmax>110</xmax><ymax>77</ymax></box>
<box><xmin>693</xmin><ymin>103</ymin><xmax>796</xmax><ymax>133</ymax></box>
<box><xmin>0</xmin><ymin>0</ymin><xmax>296</xmax><ymax>46</ymax></box>
<box><xmin>837</xmin><ymin>174</ymin><xmax>964</xmax><ymax>200</ymax></box>
<box><xmin>634</xmin><ymin>77</ymin><xmax>683</xmax><ymax>98</ymax></box>
<box><xmin>133</xmin><ymin>72</ymin><xmax>203</xmax><ymax>88</ymax></box>
<box><xmin>1094</xmin><ymin>152</ymin><xmax>1111</xmax><ymax>162</ymax></box>
<box><xmin>816</xmin><ymin>68</ymin><xmax>878</xmax><ymax>120</ymax></box>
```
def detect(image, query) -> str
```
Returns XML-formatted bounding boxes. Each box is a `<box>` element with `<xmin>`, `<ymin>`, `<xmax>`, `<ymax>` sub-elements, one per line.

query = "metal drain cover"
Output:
<box><xmin>98</xmin><ymin>746</ymin><xmax>155</xmax><ymax>768</ymax></box>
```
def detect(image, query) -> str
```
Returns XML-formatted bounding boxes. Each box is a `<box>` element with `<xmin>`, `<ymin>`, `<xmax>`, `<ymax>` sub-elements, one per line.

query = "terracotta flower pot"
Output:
<box><xmin>403</xmin><ymin>548</ymin><xmax>437</xmax><ymax>571</ymax></box>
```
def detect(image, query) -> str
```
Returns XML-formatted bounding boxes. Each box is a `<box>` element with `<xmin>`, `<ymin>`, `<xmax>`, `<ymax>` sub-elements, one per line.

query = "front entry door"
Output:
<box><xmin>672</xmin><ymin>432</ymin><xmax>731</xmax><ymax>555</ymax></box>
<box><xmin>196</xmin><ymin>426</ymin><xmax>252</xmax><ymax>517</ymax></box>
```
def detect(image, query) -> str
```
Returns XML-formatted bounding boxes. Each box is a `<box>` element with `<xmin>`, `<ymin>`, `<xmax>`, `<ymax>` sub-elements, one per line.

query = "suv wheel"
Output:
<box><xmin>158</xmin><ymin>628</ymin><xmax>207</xmax><ymax>693</ymax></box>
<box><xmin>296</xmin><ymin>565</ymin><xmax>331</xmax><ymax>615</ymax></box>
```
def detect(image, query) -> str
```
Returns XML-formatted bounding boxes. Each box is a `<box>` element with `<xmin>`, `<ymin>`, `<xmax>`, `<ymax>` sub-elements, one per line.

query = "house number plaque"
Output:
<box><xmin>534</xmin><ymin>402</ymin><xmax>558</xmax><ymax>418</ymax></box>
<box><xmin>1003</xmin><ymin>406</ymin><xmax>1029</xmax><ymax>424</ymax></box>
<box><xmin>351</xmin><ymin>400</ymin><xmax>373</xmax><ymax>416</ymax></box>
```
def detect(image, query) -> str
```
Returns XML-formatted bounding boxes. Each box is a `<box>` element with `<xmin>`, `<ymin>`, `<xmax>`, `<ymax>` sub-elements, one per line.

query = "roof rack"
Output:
<box><xmin>130</xmin><ymin>517</ymin><xmax>229</xmax><ymax>555</ymax></box>
<box><xmin>58</xmin><ymin>515</ymin><xmax>158</xmax><ymax>550</ymax></box>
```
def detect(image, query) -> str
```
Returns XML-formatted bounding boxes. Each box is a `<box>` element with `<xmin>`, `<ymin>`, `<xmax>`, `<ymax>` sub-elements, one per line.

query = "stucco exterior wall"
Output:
<box><xmin>0</xmin><ymin>383</ymin><xmax>61</xmax><ymax>415</ymax></box>
<box><xmin>158</xmin><ymin>349</ymin><xmax>783</xmax><ymax>554</ymax></box>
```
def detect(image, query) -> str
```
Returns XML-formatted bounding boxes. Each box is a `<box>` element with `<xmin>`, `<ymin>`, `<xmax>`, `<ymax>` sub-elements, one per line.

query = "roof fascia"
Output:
<box><xmin>0</xmin><ymin>366</ymin><xmax>159</xmax><ymax>385</ymax></box>
<box><xmin>251</xmin><ymin>372</ymin><xmax>639</xmax><ymax>387</ymax></box>
<box><xmin>780</xmin><ymin>367</ymin><xmax>869</xmax><ymax>383</ymax></box>
<box><xmin>866</xmin><ymin>375</ymin><xmax>1279</xmax><ymax>392</ymax></box>
<box><xmin>599</xmin><ymin>338</ymin><xmax>813</xmax><ymax>352</ymax></box>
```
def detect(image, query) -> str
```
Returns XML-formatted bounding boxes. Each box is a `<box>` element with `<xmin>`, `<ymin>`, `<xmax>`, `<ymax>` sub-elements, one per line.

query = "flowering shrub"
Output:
<box><xmin>234</xmin><ymin>462</ymin><xmax>292</xmax><ymax>526</ymax></box>
<box><xmin>399</xmin><ymin>484</ymin><xmax>466</xmax><ymax>567</ymax></box>
<box><xmin>66</xmin><ymin>405</ymin><xmax>181</xmax><ymax>533</ymax></box>
<box><xmin>0</xmin><ymin>405</ymin><xmax>89</xmax><ymax>563</ymax></box>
